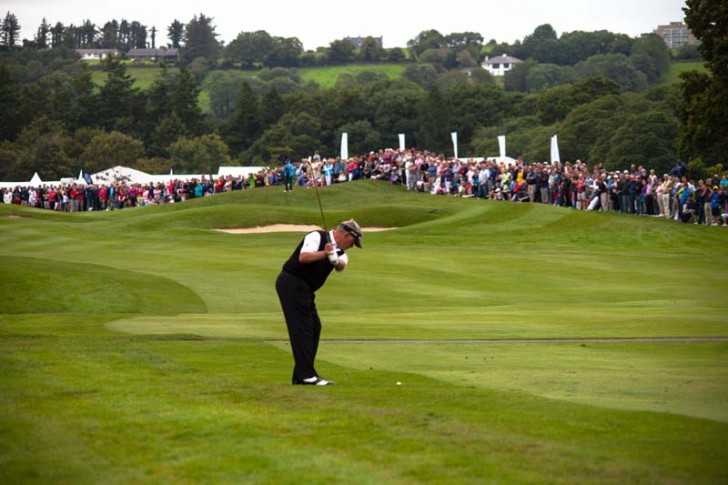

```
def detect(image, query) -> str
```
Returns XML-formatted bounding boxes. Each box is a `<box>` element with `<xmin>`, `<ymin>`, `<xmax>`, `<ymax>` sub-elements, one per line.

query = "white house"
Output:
<box><xmin>481</xmin><ymin>54</ymin><xmax>523</xmax><ymax>77</ymax></box>
<box><xmin>75</xmin><ymin>49</ymin><xmax>118</xmax><ymax>61</ymax></box>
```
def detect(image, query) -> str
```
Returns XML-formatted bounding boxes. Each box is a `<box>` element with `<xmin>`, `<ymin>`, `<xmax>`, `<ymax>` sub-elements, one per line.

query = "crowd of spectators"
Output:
<box><xmin>3</xmin><ymin>148</ymin><xmax>727</xmax><ymax>226</ymax></box>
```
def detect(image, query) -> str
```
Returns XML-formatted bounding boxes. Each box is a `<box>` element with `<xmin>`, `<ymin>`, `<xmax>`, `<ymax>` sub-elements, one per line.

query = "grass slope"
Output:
<box><xmin>1</xmin><ymin>181</ymin><xmax>727</xmax><ymax>483</ymax></box>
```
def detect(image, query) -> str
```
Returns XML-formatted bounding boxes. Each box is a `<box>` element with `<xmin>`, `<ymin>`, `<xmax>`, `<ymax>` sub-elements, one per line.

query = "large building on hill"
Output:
<box><xmin>655</xmin><ymin>22</ymin><xmax>699</xmax><ymax>49</ymax></box>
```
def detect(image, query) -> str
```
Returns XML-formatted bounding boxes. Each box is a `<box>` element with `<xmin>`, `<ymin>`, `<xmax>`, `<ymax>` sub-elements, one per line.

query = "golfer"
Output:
<box><xmin>276</xmin><ymin>220</ymin><xmax>362</xmax><ymax>385</ymax></box>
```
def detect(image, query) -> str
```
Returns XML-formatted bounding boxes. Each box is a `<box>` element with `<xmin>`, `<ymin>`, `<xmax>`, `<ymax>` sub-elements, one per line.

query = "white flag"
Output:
<box><xmin>398</xmin><ymin>133</ymin><xmax>405</xmax><ymax>151</ymax></box>
<box><xmin>498</xmin><ymin>135</ymin><xmax>506</xmax><ymax>158</ymax></box>
<box><xmin>451</xmin><ymin>132</ymin><xmax>458</xmax><ymax>159</ymax></box>
<box><xmin>340</xmin><ymin>133</ymin><xmax>348</xmax><ymax>161</ymax></box>
<box><xmin>550</xmin><ymin>135</ymin><xmax>560</xmax><ymax>163</ymax></box>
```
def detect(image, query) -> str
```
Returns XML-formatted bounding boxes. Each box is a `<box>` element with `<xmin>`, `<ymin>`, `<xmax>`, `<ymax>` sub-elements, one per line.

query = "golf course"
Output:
<box><xmin>1</xmin><ymin>180</ymin><xmax>726</xmax><ymax>483</ymax></box>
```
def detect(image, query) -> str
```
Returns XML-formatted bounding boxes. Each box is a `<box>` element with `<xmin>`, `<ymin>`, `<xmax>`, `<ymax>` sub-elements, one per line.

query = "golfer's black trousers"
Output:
<box><xmin>275</xmin><ymin>271</ymin><xmax>321</xmax><ymax>383</ymax></box>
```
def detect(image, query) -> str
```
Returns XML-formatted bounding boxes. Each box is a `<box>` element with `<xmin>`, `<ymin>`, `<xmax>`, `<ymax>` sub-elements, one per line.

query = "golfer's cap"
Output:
<box><xmin>340</xmin><ymin>219</ymin><xmax>362</xmax><ymax>248</ymax></box>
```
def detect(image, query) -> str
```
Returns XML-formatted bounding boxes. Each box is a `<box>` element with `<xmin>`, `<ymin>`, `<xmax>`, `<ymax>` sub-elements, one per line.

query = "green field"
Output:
<box><xmin>1</xmin><ymin>181</ymin><xmax>727</xmax><ymax>483</ymax></box>
<box><xmin>298</xmin><ymin>63</ymin><xmax>407</xmax><ymax>88</ymax></box>
<box><xmin>90</xmin><ymin>65</ymin><xmax>180</xmax><ymax>90</ymax></box>
<box><xmin>659</xmin><ymin>60</ymin><xmax>707</xmax><ymax>85</ymax></box>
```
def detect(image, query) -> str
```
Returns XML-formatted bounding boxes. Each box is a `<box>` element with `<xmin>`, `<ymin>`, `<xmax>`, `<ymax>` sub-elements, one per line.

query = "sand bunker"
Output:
<box><xmin>215</xmin><ymin>224</ymin><xmax>395</xmax><ymax>234</ymax></box>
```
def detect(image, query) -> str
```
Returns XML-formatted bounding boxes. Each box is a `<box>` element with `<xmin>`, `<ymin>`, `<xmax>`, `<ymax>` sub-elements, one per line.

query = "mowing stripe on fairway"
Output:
<box><xmin>266</xmin><ymin>337</ymin><xmax>728</xmax><ymax>343</ymax></box>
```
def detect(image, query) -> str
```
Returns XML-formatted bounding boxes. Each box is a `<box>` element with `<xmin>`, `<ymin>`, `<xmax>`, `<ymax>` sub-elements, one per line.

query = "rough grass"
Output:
<box><xmin>659</xmin><ymin>60</ymin><xmax>707</xmax><ymax>85</ymax></box>
<box><xmin>1</xmin><ymin>181</ymin><xmax>727</xmax><ymax>483</ymax></box>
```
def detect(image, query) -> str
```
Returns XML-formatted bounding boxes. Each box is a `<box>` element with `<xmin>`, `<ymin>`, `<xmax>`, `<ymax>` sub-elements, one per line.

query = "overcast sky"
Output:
<box><xmin>5</xmin><ymin>0</ymin><xmax>687</xmax><ymax>51</ymax></box>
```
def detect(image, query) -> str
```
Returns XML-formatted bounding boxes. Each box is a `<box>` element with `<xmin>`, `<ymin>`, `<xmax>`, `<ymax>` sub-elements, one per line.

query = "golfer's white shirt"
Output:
<box><xmin>300</xmin><ymin>230</ymin><xmax>349</xmax><ymax>266</ymax></box>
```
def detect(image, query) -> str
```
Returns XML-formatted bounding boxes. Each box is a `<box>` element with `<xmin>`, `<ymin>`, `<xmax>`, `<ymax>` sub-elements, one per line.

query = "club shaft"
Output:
<box><xmin>307</xmin><ymin>161</ymin><xmax>329</xmax><ymax>241</ymax></box>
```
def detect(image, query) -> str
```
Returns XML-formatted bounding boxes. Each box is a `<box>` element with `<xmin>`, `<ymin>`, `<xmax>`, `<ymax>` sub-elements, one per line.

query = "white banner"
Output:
<box><xmin>498</xmin><ymin>135</ymin><xmax>506</xmax><ymax>158</ymax></box>
<box><xmin>550</xmin><ymin>135</ymin><xmax>560</xmax><ymax>163</ymax></box>
<box><xmin>451</xmin><ymin>132</ymin><xmax>458</xmax><ymax>159</ymax></box>
<box><xmin>340</xmin><ymin>133</ymin><xmax>348</xmax><ymax>161</ymax></box>
<box><xmin>398</xmin><ymin>133</ymin><xmax>405</xmax><ymax>151</ymax></box>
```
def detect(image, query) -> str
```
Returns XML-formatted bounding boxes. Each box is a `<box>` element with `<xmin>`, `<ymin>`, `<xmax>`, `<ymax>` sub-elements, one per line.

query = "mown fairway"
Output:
<box><xmin>1</xmin><ymin>181</ymin><xmax>727</xmax><ymax>483</ymax></box>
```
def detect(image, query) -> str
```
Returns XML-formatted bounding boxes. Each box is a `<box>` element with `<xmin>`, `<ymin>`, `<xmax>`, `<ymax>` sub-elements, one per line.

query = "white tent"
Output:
<box><xmin>90</xmin><ymin>166</ymin><xmax>157</xmax><ymax>185</ymax></box>
<box><xmin>217</xmin><ymin>166</ymin><xmax>266</xmax><ymax>178</ymax></box>
<box><xmin>29</xmin><ymin>172</ymin><xmax>43</xmax><ymax>187</ymax></box>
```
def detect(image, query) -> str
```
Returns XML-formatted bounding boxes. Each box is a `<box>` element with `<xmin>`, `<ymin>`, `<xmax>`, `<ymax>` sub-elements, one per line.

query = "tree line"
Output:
<box><xmin>0</xmin><ymin>2</ymin><xmax>724</xmax><ymax>182</ymax></box>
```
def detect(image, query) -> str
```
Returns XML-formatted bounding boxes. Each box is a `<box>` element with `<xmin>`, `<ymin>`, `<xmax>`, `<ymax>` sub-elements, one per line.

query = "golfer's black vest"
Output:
<box><xmin>282</xmin><ymin>230</ymin><xmax>343</xmax><ymax>291</ymax></box>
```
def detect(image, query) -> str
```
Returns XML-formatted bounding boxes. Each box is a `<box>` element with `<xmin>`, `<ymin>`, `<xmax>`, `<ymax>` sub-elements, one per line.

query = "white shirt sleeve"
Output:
<box><xmin>300</xmin><ymin>231</ymin><xmax>322</xmax><ymax>253</ymax></box>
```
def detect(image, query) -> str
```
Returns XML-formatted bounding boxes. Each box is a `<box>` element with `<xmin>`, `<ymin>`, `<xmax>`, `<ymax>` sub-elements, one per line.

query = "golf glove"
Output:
<box><xmin>327</xmin><ymin>251</ymin><xmax>338</xmax><ymax>266</ymax></box>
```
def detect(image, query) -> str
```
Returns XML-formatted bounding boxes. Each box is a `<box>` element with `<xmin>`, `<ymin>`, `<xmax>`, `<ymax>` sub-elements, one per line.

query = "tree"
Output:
<box><xmin>0</xmin><ymin>65</ymin><xmax>22</xmax><ymax>141</ymax></box>
<box><xmin>167</xmin><ymin>19</ymin><xmax>184</xmax><ymax>48</ymax></box>
<box><xmin>129</xmin><ymin>21</ymin><xmax>147</xmax><ymax>49</ymax></box>
<box><xmin>631</xmin><ymin>33</ymin><xmax>671</xmax><ymax>82</ymax></box>
<box><xmin>327</xmin><ymin>39</ymin><xmax>356</xmax><ymax>65</ymax></box>
<box><xmin>601</xmin><ymin>110</ymin><xmax>678</xmax><ymax>172</ymax></box>
<box><xmin>207</xmin><ymin>71</ymin><xmax>243</xmax><ymax>120</ymax></box>
<box><xmin>260</xmin><ymin>86</ymin><xmax>284</xmax><ymax>129</ymax></box>
<box><xmin>525</xmin><ymin>63</ymin><xmax>575</xmax><ymax>92</ymax></box>
<box><xmin>445</xmin><ymin>84</ymin><xmax>508</xmax><ymax>150</ymax></box>
<box><xmin>265</xmin><ymin>37</ymin><xmax>303</xmax><ymax>67</ymax></box>
<box><xmin>79</xmin><ymin>131</ymin><xmax>145</xmax><ymax>173</ymax></box>
<box><xmin>224</xmin><ymin>81</ymin><xmax>261</xmax><ymax>155</ymax></box>
<box><xmin>371</xmin><ymin>79</ymin><xmax>425</xmax><ymax>148</ymax></box>
<box><xmin>170</xmin><ymin>67</ymin><xmax>204</xmax><ymax>135</ymax></box>
<box><xmin>444</xmin><ymin>32</ymin><xmax>483</xmax><ymax>62</ymax></box>
<box><xmin>339</xmin><ymin>120</ymin><xmax>381</xmax><ymax>155</ymax></box>
<box><xmin>407</xmin><ymin>30</ymin><xmax>444</xmax><ymax>60</ymax></box>
<box><xmin>416</xmin><ymin>87</ymin><xmax>451</xmax><ymax>154</ymax></box>
<box><xmin>169</xmin><ymin>133</ymin><xmax>232</xmax><ymax>174</ymax></box>
<box><xmin>97</xmin><ymin>57</ymin><xmax>141</xmax><ymax>132</ymax></box>
<box><xmin>533</xmin><ymin>77</ymin><xmax>619</xmax><ymax>124</ymax></box>
<box><xmin>418</xmin><ymin>48</ymin><xmax>449</xmax><ymax>69</ymax></box>
<box><xmin>318</xmin><ymin>87</ymin><xmax>373</xmax><ymax>148</ymax></box>
<box><xmin>358</xmin><ymin>36</ymin><xmax>384</xmax><ymax>63</ymax></box>
<box><xmin>513</xmin><ymin>24</ymin><xmax>558</xmax><ymax>60</ymax></box>
<box><xmin>50</xmin><ymin>22</ymin><xmax>64</xmax><ymax>48</ymax></box>
<box><xmin>503</xmin><ymin>60</ymin><xmax>533</xmax><ymax>92</ymax></box>
<box><xmin>385</xmin><ymin>47</ymin><xmax>406</xmax><ymax>63</ymax></box>
<box><xmin>1</xmin><ymin>12</ymin><xmax>21</xmax><ymax>47</ymax></box>
<box><xmin>149</xmin><ymin>112</ymin><xmax>189</xmax><ymax>158</ymax></box>
<box><xmin>35</xmin><ymin>18</ymin><xmax>51</xmax><ymax>48</ymax></box>
<box><xmin>99</xmin><ymin>20</ymin><xmax>118</xmax><ymax>49</ymax></box>
<box><xmin>118</xmin><ymin>20</ymin><xmax>130</xmax><ymax>50</ymax></box>
<box><xmin>684</xmin><ymin>0</ymin><xmax>728</xmax><ymax>80</ymax></box>
<box><xmin>182</xmin><ymin>14</ymin><xmax>220</xmax><ymax>65</ymax></box>
<box><xmin>35</xmin><ymin>70</ymin><xmax>95</xmax><ymax>130</ymax></box>
<box><xmin>225</xmin><ymin>30</ymin><xmax>273</xmax><ymax>68</ymax></box>
<box><xmin>557</xmin><ymin>30</ymin><xmax>628</xmax><ymax>65</ymax></box>
<box><xmin>79</xmin><ymin>19</ymin><xmax>97</xmax><ymax>48</ymax></box>
<box><xmin>14</xmin><ymin>118</ymin><xmax>72</xmax><ymax>181</ymax></box>
<box><xmin>247</xmin><ymin>112</ymin><xmax>323</xmax><ymax>163</ymax></box>
<box><xmin>575</xmin><ymin>54</ymin><xmax>648</xmax><ymax>92</ymax></box>
<box><xmin>557</xmin><ymin>95</ymin><xmax>627</xmax><ymax>161</ymax></box>
<box><xmin>679</xmin><ymin>0</ymin><xmax>728</xmax><ymax>163</ymax></box>
<box><xmin>403</xmin><ymin>63</ymin><xmax>438</xmax><ymax>90</ymax></box>
<box><xmin>0</xmin><ymin>140</ymin><xmax>21</xmax><ymax>181</ymax></box>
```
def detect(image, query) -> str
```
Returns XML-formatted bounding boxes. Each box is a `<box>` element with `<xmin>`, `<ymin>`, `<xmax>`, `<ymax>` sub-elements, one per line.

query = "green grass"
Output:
<box><xmin>90</xmin><ymin>66</ymin><xmax>180</xmax><ymax>90</ymax></box>
<box><xmin>298</xmin><ymin>63</ymin><xmax>407</xmax><ymax>88</ymax></box>
<box><xmin>1</xmin><ymin>181</ymin><xmax>727</xmax><ymax>483</ymax></box>
<box><xmin>659</xmin><ymin>60</ymin><xmax>707</xmax><ymax>85</ymax></box>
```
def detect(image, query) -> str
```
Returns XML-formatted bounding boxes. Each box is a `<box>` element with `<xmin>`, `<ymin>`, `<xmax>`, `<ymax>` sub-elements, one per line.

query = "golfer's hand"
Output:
<box><xmin>323</xmin><ymin>243</ymin><xmax>338</xmax><ymax>266</ymax></box>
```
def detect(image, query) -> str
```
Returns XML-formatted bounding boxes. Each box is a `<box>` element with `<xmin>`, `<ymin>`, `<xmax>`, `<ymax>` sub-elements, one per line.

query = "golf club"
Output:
<box><xmin>306</xmin><ymin>159</ymin><xmax>329</xmax><ymax>241</ymax></box>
